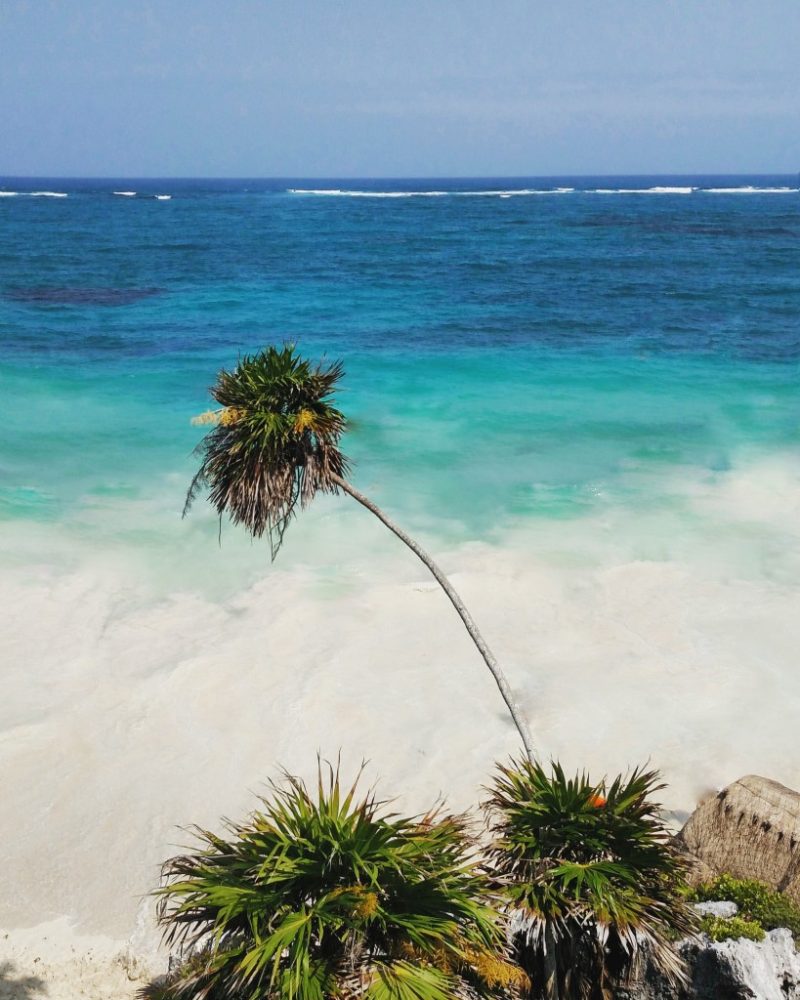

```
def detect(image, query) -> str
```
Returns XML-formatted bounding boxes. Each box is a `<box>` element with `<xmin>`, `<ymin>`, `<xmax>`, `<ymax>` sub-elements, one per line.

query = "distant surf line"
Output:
<box><xmin>288</xmin><ymin>188</ymin><xmax>575</xmax><ymax>197</ymax></box>
<box><xmin>0</xmin><ymin>191</ymin><xmax>173</xmax><ymax>200</ymax></box>
<box><xmin>288</xmin><ymin>186</ymin><xmax>799</xmax><ymax>198</ymax></box>
<box><xmin>0</xmin><ymin>191</ymin><xmax>69</xmax><ymax>198</ymax></box>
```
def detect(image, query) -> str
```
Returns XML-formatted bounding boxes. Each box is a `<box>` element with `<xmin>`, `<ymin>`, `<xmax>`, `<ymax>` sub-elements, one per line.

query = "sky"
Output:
<box><xmin>2</xmin><ymin>0</ymin><xmax>799</xmax><ymax>177</ymax></box>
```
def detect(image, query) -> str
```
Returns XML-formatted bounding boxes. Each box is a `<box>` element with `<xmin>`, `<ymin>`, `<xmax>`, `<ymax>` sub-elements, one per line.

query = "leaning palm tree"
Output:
<box><xmin>484</xmin><ymin>759</ymin><xmax>696</xmax><ymax>1000</ymax></box>
<box><xmin>184</xmin><ymin>344</ymin><xmax>534</xmax><ymax>760</ymax></box>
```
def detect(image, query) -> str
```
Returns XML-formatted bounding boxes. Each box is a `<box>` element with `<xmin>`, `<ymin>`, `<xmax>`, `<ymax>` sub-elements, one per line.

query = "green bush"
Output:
<box><xmin>700</xmin><ymin>914</ymin><xmax>765</xmax><ymax>943</ymax></box>
<box><xmin>140</xmin><ymin>763</ymin><xmax>526</xmax><ymax>1000</ymax></box>
<box><xmin>692</xmin><ymin>874</ymin><xmax>800</xmax><ymax>939</ymax></box>
<box><xmin>484</xmin><ymin>759</ymin><xmax>696</xmax><ymax>1000</ymax></box>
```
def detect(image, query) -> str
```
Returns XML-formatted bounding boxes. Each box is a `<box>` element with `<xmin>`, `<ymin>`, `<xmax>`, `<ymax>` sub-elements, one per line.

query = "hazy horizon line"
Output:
<box><xmin>2</xmin><ymin>171</ymin><xmax>798</xmax><ymax>182</ymax></box>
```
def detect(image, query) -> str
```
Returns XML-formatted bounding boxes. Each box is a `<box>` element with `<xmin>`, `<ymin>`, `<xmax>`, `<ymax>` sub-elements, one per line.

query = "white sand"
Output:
<box><xmin>0</xmin><ymin>920</ymin><xmax>152</xmax><ymax>999</ymax></box>
<box><xmin>1</xmin><ymin>457</ymin><xmax>799</xmax><ymax>995</ymax></box>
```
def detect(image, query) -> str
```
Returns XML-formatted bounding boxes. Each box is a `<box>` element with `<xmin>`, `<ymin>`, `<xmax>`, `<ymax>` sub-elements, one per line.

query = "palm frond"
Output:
<box><xmin>184</xmin><ymin>345</ymin><xmax>349</xmax><ymax>558</ymax></box>
<box><xmin>143</xmin><ymin>762</ymin><xmax>516</xmax><ymax>1000</ymax></box>
<box><xmin>484</xmin><ymin>757</ymin><xmax>696</xmax><ymax>999</ymax></box>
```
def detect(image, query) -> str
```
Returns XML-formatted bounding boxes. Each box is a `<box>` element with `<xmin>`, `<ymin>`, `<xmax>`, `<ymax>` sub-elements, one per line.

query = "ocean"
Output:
<box><xmin>1</xmin><ymin>176</ymin><xmax>799</xmax><ymax>940</ymax></box>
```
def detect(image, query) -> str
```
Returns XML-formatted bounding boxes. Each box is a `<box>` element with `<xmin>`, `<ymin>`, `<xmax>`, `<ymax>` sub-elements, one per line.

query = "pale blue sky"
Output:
<box><xmin>2</xmin><ymin>0</ymin><xmax>799</xmax><ymax>176</ymax></box>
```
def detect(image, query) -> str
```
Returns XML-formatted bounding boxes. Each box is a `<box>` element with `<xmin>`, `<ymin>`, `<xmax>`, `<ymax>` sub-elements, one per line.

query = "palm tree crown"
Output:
<box><xmin>184</xmin><ymin>345</ymin><xmax>349</xmax><ymax>557</ymax></box>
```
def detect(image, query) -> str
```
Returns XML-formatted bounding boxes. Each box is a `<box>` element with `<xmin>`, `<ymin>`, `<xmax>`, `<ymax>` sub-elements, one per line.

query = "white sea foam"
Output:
<box><xmin>0</xmin><ymin>190</ymin><xmax>68</xmax><ymax>198</ymax></box>
<box><xmin>154</xmin><ymin>194</ymin><xmax>171</xmax><ymax>200</ymax></box>
<box><xmin>289</xmin><ymin>187</ymin><xmax>575</xmax><ymax>198</ymax></box>
<box><xmin>289</xmin><ymin>189</ymin><xmax>449</xmax><ymax>197</ymax></box>
<box><xmin>701</xmin><ymin>186</ymin><xmax>799</xmax><ymax>194</ymax></box>
<box><xmin>1</xmin><ymin>454</ymin><xmax>799</xmax><ymax>950</ymax></box>
<box><xmin>113</xmin><ymin>190</ymin><xmax>137</xmax><ymax>197</ymax></box>
<box><xmin>456</xmin><ymin>188</ymin><xmax>575</xmax><ymax>196</ymax></box>
<box><xmin>592</xmin><ymin>186</ymin><xmax>695</xmax><ymax>194</ymax></box>
<box><xmin>290</xmin><ymin>186</ymin><xmax>712</xmax><ymax>198</ymax></box>
<box><xmin>291</xmin><ymin>186</ymin><xmax>701</xmax><ymax>198</ymax></box>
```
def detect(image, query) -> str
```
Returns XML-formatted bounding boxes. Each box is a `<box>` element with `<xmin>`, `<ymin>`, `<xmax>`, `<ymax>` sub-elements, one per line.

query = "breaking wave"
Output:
<box><xmin>592</xmin><ymin>186</ymin><xmax>695</xmax><ymax>194</ymax></box>
<box><xmin>289</xmin><ymin>185</ymin><xmax>798</xmax><ymax>199</ymax></box>
<box><xmin>289</xmin><ymin>189</ymin><xmax>448</xmax><ymax>197</ymax></box>
<box><xmin>701</xmin><ymin>186</ymin><xmax>799</xmax><ymax>194</ymax></box>
<box><xmin>288</xmin><ymin>187</ymin><xmax>575</xmax><ymax>198</ymax></box>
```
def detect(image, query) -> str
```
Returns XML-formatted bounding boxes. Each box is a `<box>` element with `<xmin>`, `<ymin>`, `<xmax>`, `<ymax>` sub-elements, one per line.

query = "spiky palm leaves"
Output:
<box><xmin>184</xmin><ymin>346</ymin><xmax>348</xmax><ymax>557</ymax></box>
<box><xmin>484</xmin><ymin>761</ymin><xmax>695</xmax><ymax>1000</ymax></box>
<box><xmin>142</xmin><ymin>765</ymin><xmax>527</xmax><ymax>1000</ymax></box>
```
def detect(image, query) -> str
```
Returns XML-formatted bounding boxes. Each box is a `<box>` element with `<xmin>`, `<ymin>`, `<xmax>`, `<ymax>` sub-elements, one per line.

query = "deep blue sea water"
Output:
<box><xmin>1</xmin><ymin>175</ymin><xmax>798</xmax><ymax>585</ymax></box>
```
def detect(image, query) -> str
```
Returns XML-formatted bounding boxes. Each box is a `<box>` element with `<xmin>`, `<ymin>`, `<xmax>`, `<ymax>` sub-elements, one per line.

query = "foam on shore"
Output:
<box><xmin>1</xmin><ymin>453</ymin><xmax>798</xmax><ymax>965</ymax></box>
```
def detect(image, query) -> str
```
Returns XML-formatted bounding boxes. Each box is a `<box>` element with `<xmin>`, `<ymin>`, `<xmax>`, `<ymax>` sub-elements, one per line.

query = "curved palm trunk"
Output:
<box><xmin>331</xmin><ymin>473</ymin><xmax>535</xmax><ymax>762</ymax></box>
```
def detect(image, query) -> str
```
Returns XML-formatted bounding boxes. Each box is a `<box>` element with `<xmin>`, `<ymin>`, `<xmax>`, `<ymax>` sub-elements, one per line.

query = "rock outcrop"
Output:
<box><xmin>692</xmin><ymin>900</ymin><xmax>738</xmax><ymax>919</ymax></box>
<box><xmin>624</xmin><ymin>928</ymin><xmax>800</xmax><ymax>999</ymax></box>
<box><xmin>678</xmin><ymin>775</ymin><xmax>800</xmax><ymax>901</ymax></box>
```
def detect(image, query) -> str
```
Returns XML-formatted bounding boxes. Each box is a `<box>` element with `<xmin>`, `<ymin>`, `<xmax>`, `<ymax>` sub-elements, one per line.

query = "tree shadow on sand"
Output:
<box><xmin>0</xmin><ymin>961</ymin><xmax>46</xmax><ymax>1000</ymax></box>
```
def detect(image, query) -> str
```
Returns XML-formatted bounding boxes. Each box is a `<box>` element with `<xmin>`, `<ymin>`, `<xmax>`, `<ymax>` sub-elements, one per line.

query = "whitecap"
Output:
<box><xmin>592</xmin><ymin>187</ymin><xmax>694</xmax><ymax>195</ymax></box>
<box><xmin>154</xmin><ymin>194</ymin><xmax>171</xmax><ymax>200</ymax></box>
<box><xmin>288</xmin><ymin>188</ymin><xmax>447</xmax><ymax>197</ymax></box>
<box><xmin>702</xmin><ymin>186</ymin><xmax>799</xmax><ymax>194</ymax></box>
<box><xmin>0</xmin><ymin>191</ymin><xmax>19</xmax><ymax>197</ymax></box>
<box><xmin>29</xmin><ymin>191</ymin><xmax>68</xmax><ymax>198</ymax></box>
<box><xmin>113</xmin><ymin>191</ymin><xmax>137</xmax><ymax>197</ymax></box>
<box><xmin>288</xmin><ymin>187</ymin><xmax>575</xmax><ymax>198</ymax></box>
<box><xmin>459</xmin><ymin>188</ymin><xmax>575</xmax><ymax>196</ymax></box>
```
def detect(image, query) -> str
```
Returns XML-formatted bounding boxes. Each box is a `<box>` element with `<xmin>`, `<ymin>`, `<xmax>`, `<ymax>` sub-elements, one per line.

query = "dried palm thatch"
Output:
<box><xmin>678</xmin><ymin>775</ymin><xmax>800</xmax><ymax>904</ymax></box>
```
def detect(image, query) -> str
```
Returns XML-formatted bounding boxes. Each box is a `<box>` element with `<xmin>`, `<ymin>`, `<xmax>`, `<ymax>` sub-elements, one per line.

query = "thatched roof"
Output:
<box><xmin>678</xmin><ymin>775</ymin><xmax>800</xmax><ymax>902</ymax></box>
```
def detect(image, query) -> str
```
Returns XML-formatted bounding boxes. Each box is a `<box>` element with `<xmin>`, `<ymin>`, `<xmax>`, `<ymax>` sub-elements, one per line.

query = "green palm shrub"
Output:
<box><xmin>141</xmin><ymin>763</ymin><xmax>527</xmax><ymax>1000</ymax></box>
<box><xmin>484</xmin><ymin>759</ymin><xmax>696</xmax><ymax>1000</ymax></box>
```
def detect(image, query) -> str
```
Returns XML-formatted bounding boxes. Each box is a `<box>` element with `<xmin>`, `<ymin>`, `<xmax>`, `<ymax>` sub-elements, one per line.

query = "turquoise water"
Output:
<box><xmin>1</xmin><ymin>176</ymin><xmax>798</xmax><ymax>582</ymax></box>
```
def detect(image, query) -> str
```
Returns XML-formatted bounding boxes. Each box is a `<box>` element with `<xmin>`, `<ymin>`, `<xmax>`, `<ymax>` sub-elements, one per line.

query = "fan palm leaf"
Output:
<box><xmin>485</xmin><ymin>759</ymin><xmax>696</xmax><ymax>1000</ymax></box>
<box><xmin>141</xmin><ymin>762</ymin><xmax>526</xmax><ymax>1000</ymax></box>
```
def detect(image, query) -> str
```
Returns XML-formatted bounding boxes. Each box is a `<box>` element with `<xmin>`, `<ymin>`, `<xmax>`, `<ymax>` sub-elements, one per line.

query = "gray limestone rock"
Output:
<box><xmin>624</xmin><ymin>928</ymin><xmax>800</xmax><ymax>999</ymax></box>
<box><xmin>692</xmin><ymin>900</ymin><xmax>739</xmax><ymax>919</ymax></box>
